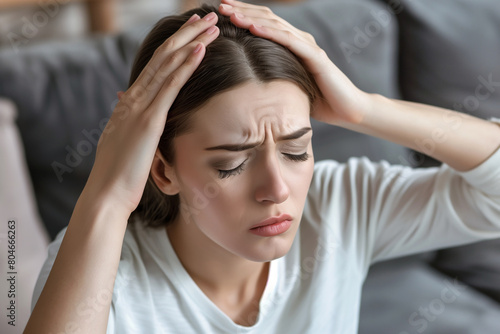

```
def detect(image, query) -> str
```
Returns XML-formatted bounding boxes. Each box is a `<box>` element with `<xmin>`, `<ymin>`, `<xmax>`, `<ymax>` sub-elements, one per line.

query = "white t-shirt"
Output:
<box><xmin>32</xmin><ymin>148</ymin><xmax>500</xmax><ymax>333</ymax></box>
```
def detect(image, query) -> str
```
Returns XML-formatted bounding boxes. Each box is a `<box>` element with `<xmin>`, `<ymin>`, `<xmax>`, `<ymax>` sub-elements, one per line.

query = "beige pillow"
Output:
<box><xmin>0</xmin><ymin>98</ymin><xmax>49</xmax><ymax>333</ymax></box>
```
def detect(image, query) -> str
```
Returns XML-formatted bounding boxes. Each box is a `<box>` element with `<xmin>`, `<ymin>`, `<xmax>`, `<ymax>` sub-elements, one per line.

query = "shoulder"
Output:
<box><xmin>309</xmin><ymin>157</ymin><xmax>394</xmax><ymax>197</ymax></box>
<box><xmin>303</xmin><ymin>157</ymin><xmax>413</xmax><ymax>235</ymax></box>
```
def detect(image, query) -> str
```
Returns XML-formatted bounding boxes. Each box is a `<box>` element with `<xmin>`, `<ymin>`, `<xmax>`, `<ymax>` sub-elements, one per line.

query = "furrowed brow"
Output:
<box><xmin>204</xmin><ymin>127</ymin><xmax>312</xmax><ymax>151</ymax></box>
<box><xmin>277</xmin><ymin>127</ymin><xmax>312</xmax><ymax>141</ymax></box>
<box><xmin>204</xmin><ymin>142</ymin><xmax>260</xmax><ymax>152</ymax></box>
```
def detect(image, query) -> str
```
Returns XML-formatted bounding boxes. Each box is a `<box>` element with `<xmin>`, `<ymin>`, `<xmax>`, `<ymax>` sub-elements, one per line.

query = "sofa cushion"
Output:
<box><xmin>0</xmin><ymin>98</ymin><xmax>49</xmax><ymax>332</ymax></box>
<box><xmin>0</xmin><ymin>30</ymin><xmax>143</xmax><ymax>239</ymax></box>
<box><xmin>270</xmin><ymin>0</ymin><xmax>409</xmax><ymax>163</ymax></box>
<box><xmin>390</xmin><ymin>0</ymin><xmax>500</xmax><ymax>309</ymax></box>
<box><xmin>0</xmin><ymin>1</ymin><xmax>407</xmax><ymax>239</ymax></box>
<box><xmin>359</xmin><ymin>256</ymin><xmax>500</xmax><ymax>334</ymax></box>
<box><xmin>430</xmin><ymin>239</ymin><xmax>500</xmax><ymax>304</ymax></box>
<box><xmin>395</xmin><ymin>0</ymin><xmax>500</xmax><ymax>120</ymax></box>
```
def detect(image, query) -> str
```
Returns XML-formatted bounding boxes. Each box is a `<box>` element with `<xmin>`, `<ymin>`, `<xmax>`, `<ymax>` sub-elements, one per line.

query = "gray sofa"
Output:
<box><xmin>1</xmin><ymin>0</ymin><xmax>499</xmax><ymax>332</ymax></box>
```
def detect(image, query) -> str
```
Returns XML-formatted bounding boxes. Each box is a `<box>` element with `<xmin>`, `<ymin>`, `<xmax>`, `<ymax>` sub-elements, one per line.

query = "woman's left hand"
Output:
<box><xmin>218</xmin><ymin>0</ymin><xmax>370</xmax><ymax>126</ymax></box>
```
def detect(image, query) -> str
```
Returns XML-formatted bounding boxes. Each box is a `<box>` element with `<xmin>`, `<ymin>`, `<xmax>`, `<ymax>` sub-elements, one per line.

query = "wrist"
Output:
<box><xmin>77</xmin><ymin>182</ymin><xmax>133</xmax><ymax>223</ymax></box>
<box><xmin>334</xmin><ymin>91</ymin><xmax>379</xmax><ymax>129</ymax></box>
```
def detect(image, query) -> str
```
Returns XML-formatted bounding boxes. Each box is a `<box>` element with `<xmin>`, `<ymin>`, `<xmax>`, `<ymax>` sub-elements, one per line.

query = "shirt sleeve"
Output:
<box><xmin>309</xmin><ymin>146</ymin><xmax>500</xmax><ymax>273</ymax></box>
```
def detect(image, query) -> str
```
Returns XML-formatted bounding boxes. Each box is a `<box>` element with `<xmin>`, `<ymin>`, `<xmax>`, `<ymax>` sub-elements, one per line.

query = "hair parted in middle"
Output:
<box><xmin>128</xmin><ymin>4</ymin><xmax>320</xmax><ymax>228</ymax></box>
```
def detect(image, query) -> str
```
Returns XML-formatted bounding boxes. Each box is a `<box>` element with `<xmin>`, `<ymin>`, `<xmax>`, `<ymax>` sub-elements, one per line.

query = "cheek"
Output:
<box><xmin>175</xmin><ymin>155</ymin><xmax>239</xmax><ymax>217</ymax></box>
<box><xmin>293</xmin><ymin>159</ymin><xmax>314</xmax><ymax>198</ymax></box>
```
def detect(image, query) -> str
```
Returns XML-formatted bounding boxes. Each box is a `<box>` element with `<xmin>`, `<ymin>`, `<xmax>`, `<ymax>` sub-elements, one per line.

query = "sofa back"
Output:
<box><xmin>0</xmin><ymin>0</ymin><xmax>404</xmax><ymax>239</ymax></box>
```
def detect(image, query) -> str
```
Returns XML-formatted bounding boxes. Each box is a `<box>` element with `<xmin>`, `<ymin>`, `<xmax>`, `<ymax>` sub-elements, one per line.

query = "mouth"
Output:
<box><xmin>250</xmin><ymin>213</ymin><xmax>293</xmax><ymax>229</ymax></box>
<box><xmin>249</xmin><ymin>214</ymin><xmax>293</xmax><ymax>237</ymax></box>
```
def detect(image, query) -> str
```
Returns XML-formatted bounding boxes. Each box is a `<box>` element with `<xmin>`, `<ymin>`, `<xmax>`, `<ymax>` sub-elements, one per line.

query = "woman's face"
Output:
<box><xmin>170</xmin><ymin>80</ymin><xmax>314</xmax><ymax>262</ymax></box>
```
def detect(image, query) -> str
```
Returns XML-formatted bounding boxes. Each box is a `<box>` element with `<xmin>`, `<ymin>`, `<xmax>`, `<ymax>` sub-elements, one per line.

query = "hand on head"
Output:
<box><xmin>218</xmin><ymin>0</ymin><xmax>368</xmax><ymax>125</ymax></box>
<box><xmin>88</xmin><ymin>11</ymin><xmax>220</xmax><ymax>214</ymax></box>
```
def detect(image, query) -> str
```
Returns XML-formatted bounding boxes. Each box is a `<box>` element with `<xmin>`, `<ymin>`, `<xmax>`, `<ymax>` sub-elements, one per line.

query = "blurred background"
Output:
<box><xmin>0</xmin><ymin>0</ymin><xmax>302</xmax><ymax>47</ymax></box>
<box><xmin>0</xmin><ymin>0</ymin><xmax>190</xmax><ymax>46</ymax></box>
<box><xmin>0</xmin><ymin>0</ymin><xmax>499</xmax><ymax>334</ymax></box>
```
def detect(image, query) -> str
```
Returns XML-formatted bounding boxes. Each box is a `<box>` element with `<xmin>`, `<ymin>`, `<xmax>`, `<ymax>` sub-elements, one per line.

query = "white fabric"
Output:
<box><xmin>32</xmin><ymin>147</ymin><xmax>500</xmax><ymax>334</ymax></box>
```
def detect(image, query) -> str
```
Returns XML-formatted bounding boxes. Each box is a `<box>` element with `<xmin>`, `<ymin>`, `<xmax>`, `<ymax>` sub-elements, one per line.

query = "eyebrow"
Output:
<box><xmin>204</xmin><ymin>127</ymin><xmax>312</xmax><ymax>152</ymax></box>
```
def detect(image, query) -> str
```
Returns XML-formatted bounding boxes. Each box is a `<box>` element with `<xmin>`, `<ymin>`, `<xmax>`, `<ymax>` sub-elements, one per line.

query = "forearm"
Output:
<box><xmin>339</xmin><ymin>93</ymin><xmax>500</xmax><ymax>171</ymax></box>
<box><xmin>25</xmin><ymin>188</ymin><xmax>130</xmax><ymax>333</ymax></box>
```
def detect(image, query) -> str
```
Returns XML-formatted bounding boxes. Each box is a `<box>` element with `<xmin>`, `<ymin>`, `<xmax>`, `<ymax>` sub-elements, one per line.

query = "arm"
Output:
<box><xmin>219</xmin><ymin>0</ymin><xmax>500</xmax><ymax>171</ymax></box>
<box><xmin>219</xmin><ymin>0</ymin><xmax>500</xmax><ymax>265</ymax></box>
<box><xmin>339</xmin><ymin>95</ymin><xmax>500</xmax><ymax>172</ymax></box>
<box><xmin>25</xmin><ymin>192</ymin><xmax>129</xmax><ymax>334</ymax></box>
<box><xmin>24</xmin><ymin>13</ymin><xmax>220</xmax><ymax>333</ymax></box>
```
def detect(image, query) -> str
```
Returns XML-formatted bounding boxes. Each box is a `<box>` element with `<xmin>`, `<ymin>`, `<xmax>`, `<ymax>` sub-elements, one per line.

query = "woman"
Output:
<box><xmin>26</xmin><ymin>1</ymin><xmax>500</xmax><ymax>333</ymax></box>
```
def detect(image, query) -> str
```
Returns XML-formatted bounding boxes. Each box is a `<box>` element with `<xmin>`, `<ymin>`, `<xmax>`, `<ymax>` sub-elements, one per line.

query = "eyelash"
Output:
<box><xmin>217</xmin><ymin>152</ymin><xmax>310</xmax><ymax>179</ymax></box>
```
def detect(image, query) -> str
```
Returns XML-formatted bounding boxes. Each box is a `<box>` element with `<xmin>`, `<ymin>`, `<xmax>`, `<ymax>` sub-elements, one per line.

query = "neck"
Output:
<box><xmin>166</xmin><ymin>219</ymin><xmax>269</xmax><ymax>303</ymax></box>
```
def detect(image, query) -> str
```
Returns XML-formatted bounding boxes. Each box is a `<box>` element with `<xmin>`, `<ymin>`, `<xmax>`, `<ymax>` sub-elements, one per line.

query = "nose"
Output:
<box><xmin>254</xmin><ymin>151</ymin><xmax>290</xmax><ymax>204</ymax></box>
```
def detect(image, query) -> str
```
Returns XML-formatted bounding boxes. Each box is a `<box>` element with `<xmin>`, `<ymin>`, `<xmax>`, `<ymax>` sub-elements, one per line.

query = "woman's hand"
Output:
<box><xmin>85</xmin><ymin>12</ymin><xmax>220</xmax><ymax>214</ymax></box>
<box><xmin>218</xmin><ymin>0</ymin><xmax>369</xmax><ymax>126</ymax></box>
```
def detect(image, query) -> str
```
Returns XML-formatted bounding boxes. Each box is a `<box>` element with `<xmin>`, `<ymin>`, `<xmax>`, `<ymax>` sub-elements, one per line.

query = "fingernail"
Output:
<box><xmin>204</xmin><ymin>12</ymin><xmax>217</xmax><ymax>21</ymax></box>
<box><xmin>235</xmin><ymin>12</ymin><xmax>244</xmax><ymax>19</ymax></box>
<box><xmin>206</xmin><ymin>26</ymin><xmax>218</xmax><ymax>34</ymax></box>
<box><xmin>186</xmin><ymin>14</ymin><xmax>199</xmax><ymax>24</ymax></box>
<box><xmin>220</xmin><ymin>4</ymin><xmax>232</xmax><ymax>10</ymax></box>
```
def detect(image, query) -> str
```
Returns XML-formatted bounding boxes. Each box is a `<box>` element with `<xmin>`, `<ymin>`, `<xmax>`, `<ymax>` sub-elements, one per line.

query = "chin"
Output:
<box><xmin>243</xmin><ymin>235</ymin><xmax>295</xmax><ymax>262</ymax></box>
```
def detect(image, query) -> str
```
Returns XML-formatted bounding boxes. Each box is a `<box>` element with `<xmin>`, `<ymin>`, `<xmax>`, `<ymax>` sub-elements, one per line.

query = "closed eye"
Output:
<box><xmin>217</xmin><ymin>153</ymin><xmax>310</xmax><ymax>179</ymax></box>
<box><xmin>217</xmin><ymin>160</ymin><xmax>247</xmax><ymax>179</ymax></box>
<box><xmin>283</xmin><ymin>152</ymin><xmax>310</xmax><ymax>162</ymax></box>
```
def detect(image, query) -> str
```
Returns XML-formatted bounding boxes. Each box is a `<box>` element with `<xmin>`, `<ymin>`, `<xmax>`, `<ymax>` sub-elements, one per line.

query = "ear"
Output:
<box><xmin>150</xmin><ymin>148</ymin><xmax>180</xmax><ymax>195</ymax></box>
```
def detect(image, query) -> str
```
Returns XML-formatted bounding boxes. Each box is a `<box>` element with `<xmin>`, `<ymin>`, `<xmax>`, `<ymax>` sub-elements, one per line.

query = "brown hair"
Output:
<box><xmin>129</xmin><ymin>5</ymin><xmax>319</xmax><ymax>227</ymax></box>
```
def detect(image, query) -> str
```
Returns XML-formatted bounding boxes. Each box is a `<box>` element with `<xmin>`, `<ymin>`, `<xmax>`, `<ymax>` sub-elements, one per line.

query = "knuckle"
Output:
<box><xmin>271</xmin><ymin>18</ymin><xmax>280</xmax><ymax>26</ymax></box>
<box><xmin>155</xmin><ymin>62</ymin><xmax>170</xmax><ymax>80</ymax></box>
<box><xmin>144</xmin><ymin>64</ymin><xmax>157</xmax><ymax>78</ymax></box>
<box><xmin>262</xmin><ymin>6</ymin><xmax>273</xmax><ymax>15</ymax></box>
<box><xmin>168</xmin><ymin>50</ymin><xmax>183</xmax><ymax>65</ymax></box>
<box><xmin>158</xmin><ymin>38</ymin><xmax>176</xmax><ymax>54</ymax></box>
<box><xmin>165</xmin><ymin>73</ymin><xmax>182</xmax><ymax>89</ymax></box>
<box><xmin>315</xmin><ymin>47</ymin><xmax>327</xmax><ymax>59</ymax></box>
<box><xmin>305</xmin><ymin>32</ymin><xmax>315</xmax><ymax>42</ymax></box>
<box><xmin>130</xmin><ymin>86</ymin><xmax>147</xmax><ymax>101</ymax></box>
<box><xmin>123</xmin><ymin>92</ymin><xmax>142</xmax><ymax>110</ymax></box>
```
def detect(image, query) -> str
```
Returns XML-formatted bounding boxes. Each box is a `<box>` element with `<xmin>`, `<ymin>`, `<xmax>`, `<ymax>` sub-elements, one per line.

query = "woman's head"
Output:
<box><xmin>130</xmin><ymin>5</ymin><xmax>318</xmax><ymax>239</ymax></box>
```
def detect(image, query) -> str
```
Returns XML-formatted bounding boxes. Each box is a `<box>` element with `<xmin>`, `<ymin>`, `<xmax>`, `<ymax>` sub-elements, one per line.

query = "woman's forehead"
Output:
<box><xmin>189</xmin><ymin>80</ymin><xmax>311</xmax><ymax>134</ymax></box>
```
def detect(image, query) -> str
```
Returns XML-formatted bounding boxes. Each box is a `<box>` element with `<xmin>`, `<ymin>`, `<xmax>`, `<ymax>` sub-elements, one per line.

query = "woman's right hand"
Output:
<box><xmin>84</xmin><ymin>12</ymin><xmax>220</xmax><ymax>214</ymax></box>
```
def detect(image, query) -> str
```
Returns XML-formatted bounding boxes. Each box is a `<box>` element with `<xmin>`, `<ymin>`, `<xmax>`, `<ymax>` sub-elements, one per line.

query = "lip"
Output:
<box><xmin>249</xmin><ymin>214</ymin><xmax>293</xmax><ymax>237</ymax></box>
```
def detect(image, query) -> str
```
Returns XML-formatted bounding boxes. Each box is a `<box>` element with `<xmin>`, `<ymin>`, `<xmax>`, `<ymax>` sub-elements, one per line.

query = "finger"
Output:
<box><xmin>129</xmin><ymin>12</ymin><xmax>218</xmax><ymax>95</ymax></box>
<box><xmin>224</xmin><ymin>9</ymin><xmax>313</xmax><ymax>50</ymax></box>
<box><xmin>130</xmin><ymin>14</ymin><xmax>200</xmax><ymax>90</ymax></box>
<box><xmin>247</xmin><ymin>24</ymin><xmax>326</xmax><ymax>74</ymax></box>
<box><xmin>150</xmin><ymin>12</ymin><xmax>218</xmax><ymax>69</ymax></box>
<box><xmin>225</xmin><ymin>10</ymin><xmax>294</xmax><ymax>33</ymax></box>
<box><xmin>182</xmin><ymin>13</ymin><xmax>201</xmax><ymax>27</ymax></box>
<box><xmin>145</xmin><ymin>23</ymin><xmax>219</xmax><ymax>93</ymax></box>
<box><xmin>220</xmin><ymin>0</ymin><xmax>317</xmax><ymax>46</ymax></box>
<box><xmin>221</xmin><ymin>0</ymin><xmax>268</xmax><ymax>11</ymax></box>
<box><xmin>133</xmin><ymin>25</ymin><xmax>219</xmax><ymax>113</ymax></box>
<box><xmin>117</xmin><ymin>91</ymin><xmax>124</xmax><ymax>100</ymax></box>
<box><xmin>219</xmin><ymin>2</ymin><xmax>297</xmax><ymax>35</ymax></box>
<box><xmin>144</xmin><ymin>42</ymin><xmax>207</xmax><ymax>124</ymax></box>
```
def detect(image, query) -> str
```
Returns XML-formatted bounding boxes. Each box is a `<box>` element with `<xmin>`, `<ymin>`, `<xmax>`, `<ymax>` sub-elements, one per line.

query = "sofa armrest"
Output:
<box><xmin>0</xmin><ymin>98</ymin><xmax>49</xmax><ymax>333</ymax></box>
